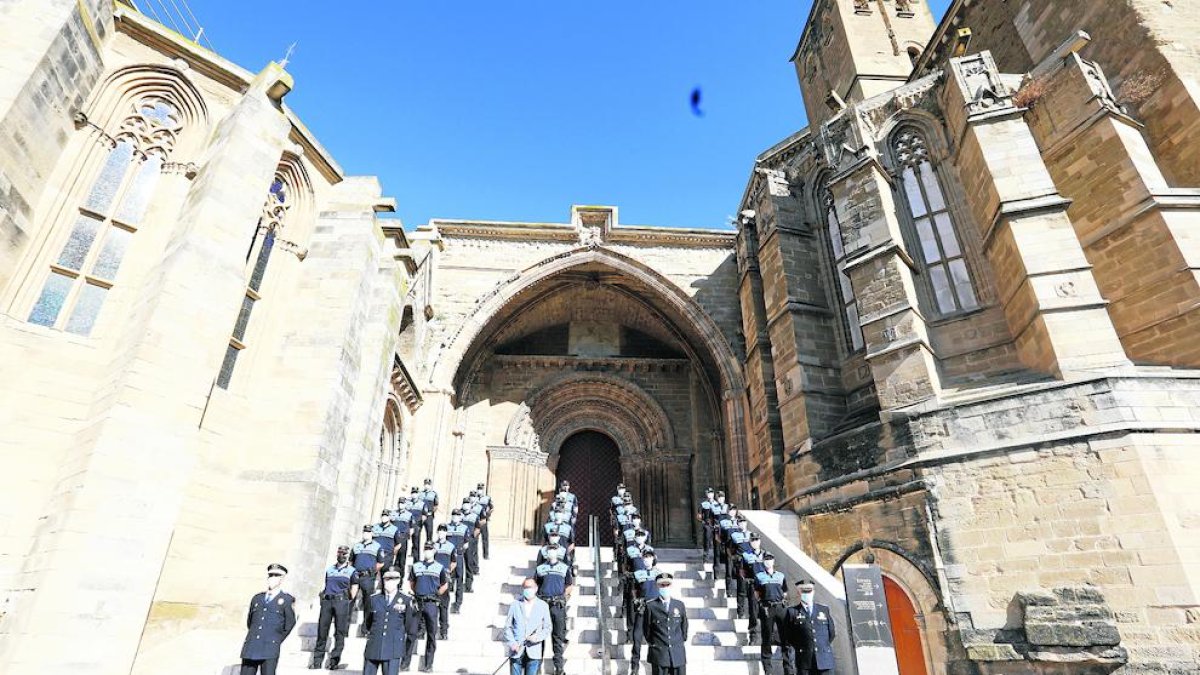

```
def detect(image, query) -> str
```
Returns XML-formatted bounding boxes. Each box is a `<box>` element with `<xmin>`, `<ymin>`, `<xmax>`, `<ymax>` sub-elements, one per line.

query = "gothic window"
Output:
<box><xmin>216</xmin><ymin>177</ymin><xmax>287</xmax><ymax>389</ymax></box>
<box><xmin>823</xmin><ymin>191</ymin><xmax>865</xmax><ymax>352</ymax></box>
<box><xmin>28</xmin><ymin>98</ymin><xmax>180</xmax><ymax>335</ymax></box>
<box><xmin>892</xmin><ymin>129</ymin><xmax>979</xmax><ymax>316</ymax></box>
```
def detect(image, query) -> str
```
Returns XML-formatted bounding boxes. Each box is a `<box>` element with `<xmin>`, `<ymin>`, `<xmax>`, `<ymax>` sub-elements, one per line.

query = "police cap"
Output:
<box><xmin>382</xmin><ymin>568</ymin><xmax>403</xmax><ymax>580</ymax></box>
<box><xmin>437</xmin><ymin>523</ymin><xmax>448</xmax><ymax>532</ymax></box>
<box><xmin>655</xmin><ymin>573</ymin><xmax>674</xmax><ymax>587</ymax></box>
<box><xmin>362</xmin><ymin>525</ymin><xmax>373</xmax><ymax>533</ymax></box>
<box><xmin>451</xmin><ymin>508</ymin><xmax>462</xmax><ymax>516</ymax></box>
<box><xmin>705</xmin><ymin>486</ymin><xmax>714</xmax><ymax>493</ymax></box>
<box><xmin>410</xmin><ymin>486</ymin><xmax>419</xmax><ymax>493</ymax></box>
<box><xmin>424</xmin><ymin>478</ymin><xmax>433</xmax><ymax>485</ymax></box>
<box><xmin>267</xmin><ymin>563</ymin><xmax>288</xmax><ymax>575</ymax></box>
<box><xmin>763</xmin><ymin>553</ymin><xmax>775</xmax><ymax>561</ymax></box>
<box><xmin>423</xmin><ymin>542</ymin><xmax>435</xmax><ymax>550</ymax></box>
<box><xmin>380</xmin><ymin>509</ymin><xmax>391</xmax><ymax>517</ymax></box>
<box><xmin>716</xmin><ymin>490</ymin><xmax>725</xmax><ymax>498</ymax></box>
<box><xmin>337</xmin><ymin>545</ymin><xmax>350</xmax><ymax>554</ymax></box>
<box><xmin>477</xmin><ymin>482</ymin><xmax>485</xmax><ymax>489</ymax></box>
<box><xmin>750</xmin><ymin>533</ymin><xmax>760</xmax><ymax>541</ymax></box>
<box><xmin>795</xmin><ymin>579</ymin><xmax>815</xmax><ymax>591</ymax></box>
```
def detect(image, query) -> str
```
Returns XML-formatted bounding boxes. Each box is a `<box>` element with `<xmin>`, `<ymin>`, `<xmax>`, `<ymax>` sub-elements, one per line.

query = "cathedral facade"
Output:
<box><xmin>0</xmin><ymin>1</ymin><xmax>1198</xmax><ymax>674</ymax></box>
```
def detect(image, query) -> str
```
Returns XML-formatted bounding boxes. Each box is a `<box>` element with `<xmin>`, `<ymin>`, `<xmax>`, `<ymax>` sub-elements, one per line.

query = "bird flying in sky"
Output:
<box><xmin>690</xmin><ymin>87</ymin><xmax>704</xmax><ymax>117</ymax></box>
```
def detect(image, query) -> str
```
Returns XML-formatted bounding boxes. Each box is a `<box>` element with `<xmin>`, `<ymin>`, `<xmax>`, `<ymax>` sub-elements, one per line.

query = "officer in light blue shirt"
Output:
<box><xmin>461</xmin><ymin>498</ymin><xmax>482</xmax><ymax>592</ymax></box>
<box><xmin>372</xmin><ymin>510</ymin><xmax>399</xmax><ymax>571</ymax></box>
<box><xmin>446</xmin><ymin>509</ymin><xmax>470</xmax><ymax>613</ymax></box>
<box><xmin>311</xmin><ymin>546</ymin><xmax>354</xmax><ymax>670</ymax></box>
<box><xmin>419</xmin><ymin>478</ymin><xmax>439</xmax><ymax>541</ymax></box>
<box><xmin>406</xmin><ymin>487</ymin><xmax>426</xmax><ymax>560</ymax></box>
<box><xmin>739</xmin><ymin>532</ymin><xmax>767</xmax><ymax>645</ymax></box>
<box><xmin>352</xmin><ymin>525</ymin><xmax>385</xmax><ymax>636</ymax></box>
<box><xmin>391</xmin><ymin>503</ymin><xmax>414</xmax><ymax>568</ymax></box>
<box><xmin>431</xmin><ymin>524</ymin><xmax>458</xmax><ymax>640</ymax></box>
<box><xmin>474</xmin><ymin>483</ymin><xmax>494</xmax><ymax>560</ymax></box>
<box><xmin>629</xmin><ymin>550</ymin><xmax>663</xmax><ymax>675</ymax></box>
<box><xmin>755</xmin><ymin>553</ymin><xmax>790</xmax><ymax>674</ymax></box>
<box><xmin>407</xmin><ymin>543</ymin><xmax>448</xmax><ymax>673</ymax></box>
<box><xmin>535</xmin><ymin>547</ymin><xmax>575</xmax><ymax>675</ymax></box>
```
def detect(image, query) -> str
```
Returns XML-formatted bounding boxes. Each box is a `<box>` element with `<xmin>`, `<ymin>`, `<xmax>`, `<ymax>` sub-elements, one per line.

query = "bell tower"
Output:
<box><xmin>791</xmin><ymin>0</ymin><xmax>938</xmax><ymax>126</ymax></box>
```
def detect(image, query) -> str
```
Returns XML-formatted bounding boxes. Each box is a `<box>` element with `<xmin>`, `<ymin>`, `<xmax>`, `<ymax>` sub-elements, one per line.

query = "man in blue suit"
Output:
<box><xmin>784</xmin><ymin>579</ymin><xmax>837</xmax><ymax>675</ymax></box>
<box><xmin>363</xmin><ymin>567</ymin><xmax>416</xmax><ymax>675</ymax></box>
<box><xmin>643</xmin><ymin>573</ymin><xmax>688</xmax><ymax>675</ymax></box>
<box><xmin>239</xmin><ymin>563</ymin><xmax>297</xmax><ymax>675</ymax></box>
<box><xmin>504</xmin><ymin>577</ymin><xmax>552</xmax><ymax>675</ymax></box>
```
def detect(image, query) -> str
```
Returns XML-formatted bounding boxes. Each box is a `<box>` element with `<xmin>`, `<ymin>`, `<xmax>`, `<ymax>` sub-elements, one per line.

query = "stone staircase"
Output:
<box><xmin>232</xmin><ymin>544</ymin><xmax>777</xmax><ymax>675</ymax></box>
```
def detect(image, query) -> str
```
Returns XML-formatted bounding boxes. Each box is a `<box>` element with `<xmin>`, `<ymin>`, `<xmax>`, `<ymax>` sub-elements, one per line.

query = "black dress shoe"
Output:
<box><xmin>308</xmin><ymin>653</ymin><xmax>323</xmax><ymax>669</ymax></box>
<box><xmin>325</xmin><ymin>656</ymin><xmax>345</xmax><ymax>670</ymax></box>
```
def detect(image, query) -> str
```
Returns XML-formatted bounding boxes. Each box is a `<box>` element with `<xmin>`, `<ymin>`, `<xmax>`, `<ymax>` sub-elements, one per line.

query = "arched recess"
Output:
<box><xmin>838</xmin><ymin>546</ymin><xmax>949</xmax><ymax>675</ymax></box>
<box><xmin>372</xmin><ymin>395</ymin><xmax>404</xmax><ymax>517</ymax></box>
<box><xmin>433</xmin><ymin>246</ymin><xmax>751</xmax><ymax>504</ymax></box>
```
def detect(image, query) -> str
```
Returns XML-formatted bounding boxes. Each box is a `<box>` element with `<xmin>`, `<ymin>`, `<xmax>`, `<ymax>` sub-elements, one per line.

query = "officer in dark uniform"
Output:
<box><xmin>311</xmin><ymin>546</ymin><xmax>354</xmax><ymax>670</ymax></box>
<box><xmin>534</xmin><ymin>546</ymin><xmax>575</xmax><ymax>675</ymax></box>
<box><xmin>629</xmin><ymin>549</ymin><xmax>663</xmax><ymax>675</ymax></box>
<box><xmin>363</xmin><ymin>567</ymin><xmax>417</xmax><ymax>675</ymax></box>
<box><xmin>407</xmin><ymin>542</ymin><xmax>449</xmax><ymax>673</ymax></box>
<box><xmin>240</xmin><ymin>563</ymin><xmax>297</xmax><ymax>675</ymax></box>
<box><xmin>372</xmin><ymin>510</ymin><xmax>399</xmax><ymax>572</ymax></box>
<box><xmin>431</xmin><ymin>524</ymin><xmax>458</xmax><ymax>639</ymax></box>
<box><xmin>446</xmin><ymin>508</ymin><xmax>470</xmax><ymax>613</ymax></box>
<box><xmin>460</xmin><ymin>496</ymin><xmax>482</xmax><ymax>592</ymax></box>
<box><xmin>474</xmin><ymin>482</ymin><xmax>493</xmax><ymax>560</ymax></box>
<box><xmin>643</xmin><ymin>573</ymin><xmax>687</xmax><ymax>675</ymax></box>
<box><xmin>352</xmin><ymin>525</ymin><xmax>386</xmax><ymax>637</ymax></box>
<box><xmin>755</xmin><ymin>554</ymin><xmax>791</xmax><ymax>675</ymax></box>
<box><xmin>738</xmin><ymin>532</ymin><xmax>767</xmax><ymax>645</ymax></box>
<box><xmin>419</xmin><ymin>478</ymin><xmax>438</xmax><ymax>541</ymax></box>
<box><xmin>784</xmin><ymin>580</ymin><xmax>836</xmax><ymax>675</ymax></box>
<box><xmin>406</xmin><ymin>487</ymin><xmax>426</xmax><ymax>559</ymax></box>
<box><xmin>697</xmin><ymin>487</ymin><xmax>715</xmax><ymax>562</ymax></box>
<box><xmin>709</xmin><ymin>493</ymin><xmax>730</xmax><ymax>577</ymax></box>
<box><xmin>391</xmin><ymin>501</ymin><xmax>414</xmax><ymax>569</ymax></box>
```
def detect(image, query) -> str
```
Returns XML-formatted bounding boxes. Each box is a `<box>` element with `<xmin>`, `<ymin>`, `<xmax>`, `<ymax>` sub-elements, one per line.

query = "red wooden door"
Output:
<box><xmin>556</xmin><ymin>430</ymin><xmax>622</xmax><ymax>545</ymax></box>
<box><xmin>884</xmin><ymin>576</ymin><xmax>930</xmax><ymax>675</ymax></box>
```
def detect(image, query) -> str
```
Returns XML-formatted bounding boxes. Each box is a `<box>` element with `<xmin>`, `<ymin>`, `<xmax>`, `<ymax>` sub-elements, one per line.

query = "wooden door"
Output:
<box><xmin>556</xmin><ymin>430</ymin><xmax>622</xmax><ymax>545</ymax></box>
<box><xmin>884</xmin><ymin>575</ymin><xmax>930</xmax><ymax>675</ymax></box>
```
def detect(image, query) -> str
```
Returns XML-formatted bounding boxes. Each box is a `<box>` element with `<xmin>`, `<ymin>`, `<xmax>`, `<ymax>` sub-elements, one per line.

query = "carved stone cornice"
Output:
<box><xmin>430</xmin><ymin>220</ymin><xmax>735</xmax><ymax>250</ymax></box>
<box><xmin>491</xmin><ymin>354</ymin><xmax>690</xmax><ymax>373</ymax></box>
<box><xmin>487</xmin><ymin>445</ymin><xmax>548</xmax><ymax>466</ymax></box>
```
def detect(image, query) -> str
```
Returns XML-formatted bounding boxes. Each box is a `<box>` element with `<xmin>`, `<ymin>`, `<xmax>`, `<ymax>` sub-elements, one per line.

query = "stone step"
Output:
<box><xmin>248</xmin><ymin>655</ymin><xmax>766</xmax><ymax>675</ymax></box>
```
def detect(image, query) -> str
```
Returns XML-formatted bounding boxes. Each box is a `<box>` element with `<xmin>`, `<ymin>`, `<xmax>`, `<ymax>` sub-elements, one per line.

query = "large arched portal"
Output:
<box><xmin>556</xmin><ymin>430</ymin><xmax>622</xmax><ymax>545</ymax></box>
<box><xmin>429</xmin><ymin>248</ymin><xmax>747</xmax><ymax>546</ymax></box>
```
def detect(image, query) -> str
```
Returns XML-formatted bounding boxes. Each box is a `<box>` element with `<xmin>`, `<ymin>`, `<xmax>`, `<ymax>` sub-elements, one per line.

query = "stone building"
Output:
<box><xmin>0</xmin><ymin>1</ymin><xmax>1197</xmax><ymax>674</ymax></box>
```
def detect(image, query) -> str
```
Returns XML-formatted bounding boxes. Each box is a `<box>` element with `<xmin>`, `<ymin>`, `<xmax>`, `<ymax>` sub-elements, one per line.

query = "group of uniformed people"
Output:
<box><xmin>612</xmin><ymin>484</ymin><xmax>689</xmax><ymax>675</ymax></box>
<box><xmin>237</xmin><ymin>479</ymin><xmax>494</xmax><ymax>675</ymax></box>
<box><xmin>698</xmin><ymin>488</ymin><xmax>837</xmax><ymax>675</ymax></box>
<box><xmin>532</xmin><ymin>480</ymin><xmax>579</xmax><ymax>675</ymax></box>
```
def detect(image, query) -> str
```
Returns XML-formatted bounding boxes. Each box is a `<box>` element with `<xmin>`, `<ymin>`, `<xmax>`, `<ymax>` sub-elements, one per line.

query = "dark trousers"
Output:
<box><xmin>355</xmin><ymin>571</ymin><xmax>377</xmax><ymax>613</ymax></box>
<box><xmin>651</xmin><ymin>666</ymin><xmax>685</xmax><ymax>675</ymax></box>
<box><xmin>405</xmin><ymin>598</ymin><xmax>438</xmax><ymax>668</ymax></box>
<box><xmin>630</xmin><ymin>600</ymin><xmax>647</xmax><ymax>664</ymax></box>
<box><xmin>761</xmin><ymin>603</ymin><xmax>793</xmax><ymax>674</ymax></box>
<box><xmin>741</xmin><ymin>580</ymin><xmax>759</xmax><ymax>638</ymax></box>
<box><xmin>623</xmin><ymin>578</ymin><xmax>636</xmax><ymax>632</ymax></box>
<box><xmin>464</xmin><ymin>538</ymin><xmax>478</xmax><ymax>590</ymax></box>
<box><xmin>438</xmin><ymin>587</ymin><xmax>450</xmax><ymax>638</ymax></box>
<box><xmin>410</xmin><ymin>527</ymin><xmax>423</xmax><ymax>560</ymax></box>
<box><xmin>315</xmin><ymin>595</ymin><xmax>351</xmax><ymax>661</ymax></box>
<box><xmin>423</xmin><ymin>512</ymin><xmax>434</xmax><ymax>540</ymax></box>
<box><xmin>481</xmin><ymin>519</ymin><xmax>490</xmax><ymax>559</ymax></box>
<box><xmin>362</xmin><ymin>658</ymin><xmax>400</xmax><ymax>675</ymax></box>
<box><xmin>546</xmin><ymin>598</ymin><xmax>568</xmax><ymax>671</ymax></box>
<box><xmin>394</xmin><ymin>537</ymin><xmax>409</xmax><ymax>572</ymax></box>
<box><xmin>239</xmin><ymin>659</ymin><xmax>277</xmax><ymax>675</ymax></box>
<box><xmin>453</xmin><ymin>563</ymin><xmax>465</xmax><ymax>608</ymax></box>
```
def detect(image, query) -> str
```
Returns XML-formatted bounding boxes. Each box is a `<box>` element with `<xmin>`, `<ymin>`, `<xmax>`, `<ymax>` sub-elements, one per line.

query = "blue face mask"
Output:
<box><xmin>522</xmin><ymin>587</ymin><xmax>537</xmax><ymax>600</ymax></box>
<box><xmin>659</xmin><ymin>588</ymin><xmax>671</xmax><ymax>602</ymax></box>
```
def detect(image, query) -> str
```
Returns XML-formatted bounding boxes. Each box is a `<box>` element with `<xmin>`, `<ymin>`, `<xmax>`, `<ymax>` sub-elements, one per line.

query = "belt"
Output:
<box><xmin>539</xmin><ymin>595</ymin><xmax>567</xmax><ymax>606</ymax></box>
<box><xmin>767</xmin><ymin>600</ymin><xmax>786</xmax><ymax>607</ymax></box>
<box><xmin>418</xmin><ymin>595</ymin><xmax>439</xmax><ymax>603</ymax></box>
<box><xmin>321</xmin><ymin>593</ymin><xmax>350</xmax><ymax>600</ymax></box>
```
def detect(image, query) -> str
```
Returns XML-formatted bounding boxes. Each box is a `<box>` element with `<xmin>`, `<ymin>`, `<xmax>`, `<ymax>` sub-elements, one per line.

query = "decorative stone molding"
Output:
<box><xmin>950</xmin><ymin>52</ymin><xmax>1014</xmax><ymax>117</ymax></box>
<box><xmin>487</xmin><ymin>445</ymin><xmax>549</xmax><ymax>466</ymax></box>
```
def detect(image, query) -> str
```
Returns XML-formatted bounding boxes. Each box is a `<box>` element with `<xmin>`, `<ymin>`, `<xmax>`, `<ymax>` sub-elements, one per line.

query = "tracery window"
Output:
<box><xmin>28</xmin><ymin>98</ymin><xmax>180</xmax><ymax>335</ymax></box>
<box><xmin>216</xmin><ymin>177</ymin><xmax>287</xmax><ymax>389</ymax></box>
<box><xmin>822</xmin><ymin>191</ymin><xmax>864</xmax><ymax>352</ymax></box>
<box><xmin>893</xmin><ymin>129</ymin><xmax>979</xmax><ymax>315</ymax></box>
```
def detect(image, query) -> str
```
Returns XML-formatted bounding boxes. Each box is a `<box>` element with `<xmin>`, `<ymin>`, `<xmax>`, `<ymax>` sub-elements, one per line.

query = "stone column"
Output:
<box><xmin>822</xmin><ymin>113</ymin><xmax>942</xmax><ymax>409</ymax></box>
<box><xmin>942</xmin><ymin>51</ymin><xmax>1128</xmax><ymax>376</ymax></box>
<box><xmin>486</xmin><ymin>446</ymin><xmax>553</xmax><ymax>543</ymax></box>
<box><xmin>0</xmin><ymin>63</ymin><xmax>294</xmax><ymax>675</ymax></box>
<box><xmin>1027</xmin><ymin>52</ymin><xmax>1200</xmax><ymax>367</ymax></box>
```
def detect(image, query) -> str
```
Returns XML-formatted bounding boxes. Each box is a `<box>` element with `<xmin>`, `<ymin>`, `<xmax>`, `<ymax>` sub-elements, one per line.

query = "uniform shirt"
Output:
<box><xmin>739</xmin><ymin>549</ymin><xmax>766</xmax><ymax>579</ymax></box>
<box><xmin>558</xmin><ymin>490</ymin><xmax>577</xmax><ymax>506</ymax></box>
<box><xmin>756</xmin><ymin>570</ymin><xmax>788</xmax><ymax>603</ymax></box>
<box><xmin>409</xmin><ymin>560</ymin><xmax>448</xmax><ymax>597</ymax></box>
<box><xmin>433</xmin><ymin>539</ymin><xmax>457</xmax><ymax>569</ymax></box>
<box><xmin>466</xmin><ymin>501</ymin><xmax>484</xmax><ymax>517</ymax></box>
<box><xmin>462</xmin><ymin>510</ymin><xmax>480</xmax><ymax>533</ymax></box>
<box><xmin>711</xmin><ymin>502</ymin><xmax>730</xmax><ymax>521</ymax></box>
<box><xmin>625</xmin><ymin>544</ymin><xmax>653</xmax><ymax>572</ymax></box>
<box><xmin>372</xmin><ymin>522</ymin><xmax>399</xmax><ymax>555</ymax></box>
<box><xmin>363</xmin><ymin>591</ymin><xmax>414</xmax><ymax>661</ymax></box>
<box><xmin>391</xmin><ymin>509</ymin><xmax>414</xmax><ymax>537</ymax></box>
<box><xmin>324</xmin><ymin>562</ymin><xmax>355</xmax><ymax>596</ymax></box>
<box><xmin>534</xmin><ymin>561</ymin><xmax>574</xmax><ymax>598</ymax></box>
<box><xmin>446</xmin><ymin>522</ymin><xmax>469</xmax><ymax>550</ymax></box>
<box><xmin>352</xmin><ymin>540</ymin><xmax>385</xmax><ymax>572</ymax></box>
<box><xmin>420</xmin><ymin>488</ymin><xmax>439</xmax><ymax>512</ymax></box>
<box><xmin>726</xmin><ymin>529</ymin><xmax>749</xmax><ymax>555</ymax></box>
<box><xmin>544</xmin><ymin>521</ymin><xmax>572</xmax><ymax>543</ymax></box>
<box><xmin>633</xmin><ymin>566</ymin><xmax>663</xmax><ymax>601</ymax></box>
<box><xmin>698</xmin><ymin>499</ymin><xmax>714</xmax><ymax>523</ymax></box>
<box><xmin>610</xmin><ymin>495</ymin><xmax>624</xmax><ymax>508</ymax></box>
<box><xmin>477</xmin><ymin>494</ymin><xmax>493</xmax><ymax>516</ymax></box>
<box><xmin>537</xmin><ymin>545</ymin><xmax>572</xmax><ymax>567</ymax></box>
<box><xmin>406</xmin><ymin>501</ymin><xmax>425</xmax><ymax>527</ymax></box>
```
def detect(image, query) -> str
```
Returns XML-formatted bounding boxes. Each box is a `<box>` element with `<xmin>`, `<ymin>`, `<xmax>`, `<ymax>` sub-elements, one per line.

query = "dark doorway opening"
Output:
<box><xmin>556</xmin><ymin>430</ymin><xmax>622</xmax><ymax>546</ymax></box>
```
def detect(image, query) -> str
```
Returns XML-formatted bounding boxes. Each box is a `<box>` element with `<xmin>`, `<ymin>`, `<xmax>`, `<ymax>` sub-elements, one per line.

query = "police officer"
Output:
<box><xmin>407</xmin><ymin>542</ymin><xmax>449</xmax><ymax>672</ymax></box>
<box><xmin>710</xmin><ymin>493</ymin><xmax>730</xmax><ymax>576</ymax></box>
<box><xmin>756</xmin><ymin>554</ymin><xmax>791</xmax><ymax>675</ymax></box>
<box><xmin>446</xmin><ymin>508</ymin><xmax>470</xmax><ymax>613</ymax></box>
<box><xmin>534</xmin><ymin>546</ymin><xmax>575</xmax><ymax>675</ymax></box>
<box><xmin>610</xmin><ymin>483</ymin><xmax>628</xmax><ymax>511</ymax></box>
<box><xmin>697</xmin><ymin>487</ymin><xmax>716</xmax><ymax>562</ymax></box>
<box><xmin>406</xmin><ymin>487</ymin><xmax>426</xmax><ymax>559</ymax></box>
<box><xmin>431</xmin><ymin>524</ymin><xmax>458</xmax><ymax>639</ymax></box>
<box><xmin>391</xmin><ymin>501</ymin><xmax>414</xmax><ymax>569</ymax></box>
<box><xmin>557</xmin><ymin>480</ymin><xmax>576</xmax><ymax>510</ymax></box>
<box><xmin>372</xmin><ymin>510</ymin><xmax>399</xmax><ymax>572</ymax></box>
<box><xmin>419</xmin><ymin>478</ymin><xmax>439</xmax><ymax>541</ymax></box>
<box><xmin>363</xmin><ymin>567</ymin><xmax>416</xmax><ymax>675</ymax></box>
<box><xmin>723</xmin><ymin>512</ymin><xmax>749</xmax><ymax>599</ymax></box>
<box><xmin>621</xmin><ymin>531</ymin><xmax>654</xmax><ymax>633</ymax></box>
<box><xmin>239</xmin><ymin>563</ymin><xmax>297</xmax><ymax>675</ymax></box>
<box><xmin>784</xmin><ymin>580</ymin><xmax>836</xmax><ymax>675</ymax></box>
<box><xmin>629</xmin><ymin>549</ymin><xmax>664</xmax><ymax>675</ymax></box>
<box><xmin>739</xmin><ymin>532</ymin><xmax>767</xmax><ymax>645</ymax></box>
<box><xmin>461</xmin><ymin>496</ymin><xmax>482</xmax><ymax>592</ymax></box>
<box><xmin>474</xmin><ymin>482</ymin><xmax>493</xmax><ymax>560</ymax></box>
<box><xmin>538</xmin><ymin>536</ymin><xmax>572</xmax><ymax>569</ymax></box>
<box><xmin>643</xmin><ymin>573</ymin><xmax>687</xmax><ymax>675</ymax></box>
<box><xmin>352</xmin><ymin>525</ymin><xmax>386</xmax><ymax>637</ymax></box>
<box><xmin>312</xmin><ymin>546</ymin><xmax>354</xmax><ymax>670</ymax></box>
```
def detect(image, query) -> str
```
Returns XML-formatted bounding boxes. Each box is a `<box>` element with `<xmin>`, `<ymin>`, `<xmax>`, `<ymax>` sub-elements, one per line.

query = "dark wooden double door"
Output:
<box><xmin>555</xmin><ymin>430</ymin><xmax>622</xmax><ymax>546</ymax></box>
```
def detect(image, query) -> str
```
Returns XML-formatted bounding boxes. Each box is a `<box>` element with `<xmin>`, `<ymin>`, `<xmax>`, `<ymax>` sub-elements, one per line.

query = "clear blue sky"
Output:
<box><xmin>180</xmin><ymin>1</ymin><xmax>951</xmax><ymax>230</ymax></box>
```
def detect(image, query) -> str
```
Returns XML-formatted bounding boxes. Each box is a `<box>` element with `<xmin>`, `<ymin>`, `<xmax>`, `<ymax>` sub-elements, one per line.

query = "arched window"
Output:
<box><xmin>28</xmin><ymin>97</ymin><xmax>180</xmax><ymax>335</ymax></box>
<box><xmin>823</xmin><ymin>190</ymin><xmax>865</xmax><ymax>352</ymax></box>
<box><xmin>892</xmin><ymin>128</ymin><xmax>979</xmax><ymax>315</ymax></box>
<box><xmin>215</xmin><ymin>176</ymin><xmax>288</xmax><ymax>389</ymax></box>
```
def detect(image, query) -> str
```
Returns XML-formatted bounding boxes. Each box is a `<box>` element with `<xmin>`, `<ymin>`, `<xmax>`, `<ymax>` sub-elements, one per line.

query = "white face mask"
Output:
<box><xmin>362</xmin><ymin>533</ymin><xmax>372</xmax><ymax>543</ymax></box>
<box><xmin>765</xmin><ymin>562</ymin><xmax>775</xmax><ymax>572</ymax></box>
<box><xmin>422</xmin><ymin>551</ymin><xmax>434</xmax><ymax>562</ymax></box>
<box><xmin>548</xmin><ymin>556</ymin><xmax>560</xmax><ymax>564</ymax></box>
<box><xmin>437</xmin><ymin>532</ymin><xmax>446</xmax><ymax>541</ymax></box>
<box><xmin>266</xmin><ymin>574</ymin><xmax>283</xmax><ymax>591</ymax></box>
<box><xmin>384</xmin><ymin>579</ymin><xmax>400</xmax><ymax>594</ymax></box>
<box><xmin>751</xmin><ymin>540</ymin><xmax>760</xmax><ymax>549</ymax></box>
<box><xmin>635</xmin><ymin>536</ymin><xmax>646</xmax><ymax>544</ymax></box>
<box><xmin>643</xmin><ymin>558</ymin><xmax>654</xmax><ymax>568</ymax></box>
<box><xmin>549</xmin><ymin>536</ymin><xmax>560</xmax><ymax>545</ymax></box>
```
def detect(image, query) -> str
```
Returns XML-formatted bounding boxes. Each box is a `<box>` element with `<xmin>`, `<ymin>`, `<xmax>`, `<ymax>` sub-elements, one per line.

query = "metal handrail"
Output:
<box><xmin>590</xmin><ymin>515</ymin><xmax>611</xmax><ymax>675</ymax></box>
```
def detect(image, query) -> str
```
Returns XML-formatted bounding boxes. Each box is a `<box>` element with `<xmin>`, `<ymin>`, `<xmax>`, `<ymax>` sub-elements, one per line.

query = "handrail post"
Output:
<box><xmin>590</xmin><ymin>515</ymin><xmax>611</xmax><ymax>675</ymax></box>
